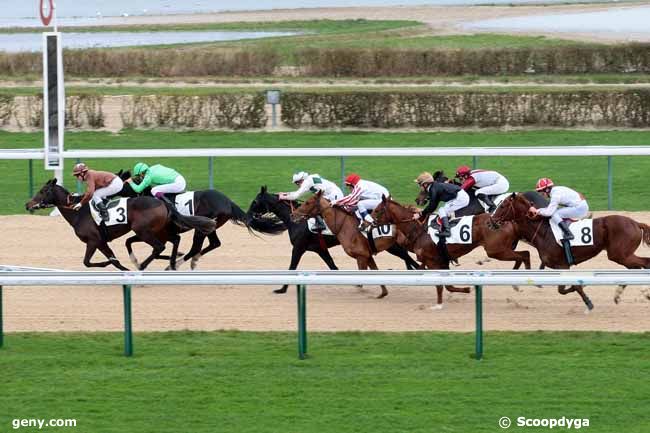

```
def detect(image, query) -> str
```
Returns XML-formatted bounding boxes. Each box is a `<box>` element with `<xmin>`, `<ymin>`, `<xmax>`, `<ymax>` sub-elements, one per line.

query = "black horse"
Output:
<box><xmin>247</xmin><ymin>186</ymin><xmax>421</xmax><ymax>294</ymax></box>
<box><xmin>26</xmin><ymin>179</ymin><xmax>216</xmax><ymax>270</ymax></box>
<box><xmin>114</xmin><ymin>171</ymin><xmax>284</xmax><ymax>269</ymax></box>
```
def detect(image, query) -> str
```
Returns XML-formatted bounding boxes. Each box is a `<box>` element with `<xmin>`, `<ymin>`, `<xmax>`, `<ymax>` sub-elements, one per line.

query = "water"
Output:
<box><xmin>2</xmin><ymin>0</ymin><xmax>613</xmax><ymax>27</ymax></box>
<box><xmin>467</xmin><ymin>6</ymin><xmax>650</xmax><ymax>34</ymax></box>
<box><xmin>0</xmin><ymin>31</ymin><xmax>299</xmax><ymax>53</ymax></box>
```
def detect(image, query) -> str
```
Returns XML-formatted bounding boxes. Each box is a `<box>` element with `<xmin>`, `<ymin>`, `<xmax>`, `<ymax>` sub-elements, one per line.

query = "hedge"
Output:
<box><xmin>1</xmin><ymin>44</ymin><xmax>650</xmax><ymax>77</ymax></box>
<box><xmin>281</xmin><ymin>90</ymin><xmax>650</xmax><ymax>128</ymax></box>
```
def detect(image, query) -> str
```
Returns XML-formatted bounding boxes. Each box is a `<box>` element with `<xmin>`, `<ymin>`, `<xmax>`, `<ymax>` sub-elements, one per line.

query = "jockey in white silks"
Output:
<box><xmin>456</xmin><ymin>165</ymin><xmax>510</xmax><ymax>213</ymax></box>
<box><xmin>529</xmin><ymin>177</ymin><xmax>589</xmax><ymax>241</ymax></box>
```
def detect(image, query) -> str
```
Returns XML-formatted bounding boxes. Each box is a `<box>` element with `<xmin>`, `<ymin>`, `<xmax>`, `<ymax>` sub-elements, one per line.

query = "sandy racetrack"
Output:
<box><xmin>1</xmin><ymin>213</ymin><xmax>649</xmax><ymax>333</ymax></box>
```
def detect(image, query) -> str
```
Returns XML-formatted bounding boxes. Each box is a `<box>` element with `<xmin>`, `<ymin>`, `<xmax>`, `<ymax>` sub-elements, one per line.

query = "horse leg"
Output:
<box><xmin>164</xmin><ymin>233</ymin><xmax>181</xmax><ymax>271</ymax></box>
<box><xmin>360</xmin><ymin>256</ymin><xmax>388</xmax><ymax>299</ymax></box>
<box><xmin>136</xmin><ymin>231</ymin><xmax>166</xmax><ymax>270</ymax></box>
<box><xmin>486</xmin><ymin>248</ymin><xmax>531</xmax><ymax>292</ymax></box>
<box><xmin>175</xmin><ymin>231</ymin><xmax>205</xmax><ymax>270</ymax></box>
<box><xmin>125</xmin><ymin>235</ymin><xmax>142</xmax><ymax>268</ymax></box>
<box><xmin>386</xmin><ymin>244</ymin><xmax>420</xmax><ymax>270</ymax></box>
<box><xmin>609</xmin><ymin>255</ymin><xmax>650</xmax><ymax>304</ymax></box>
<box><xmin>316</xmin><ymin>248</ymin><xmax>339</xmax><ymax>271</ymax></box>
<box><xmin>275</xmin><ymin>247</ymin><xmax>306</xmax><ymax>294</ymax></box>
<box><xmin>82</xmin><ymin>243</ymin><xmax>112</xmax><ymax>268</ymax></box>
<box><xmin>192</xmin><ymin>232</ymin><xmax>221</xmax><ymax>270</ymax></box>
<box><xmin>95</xmin><ymin>242</ymin><xmax>130</xmax><ymax>271</ymax></box>
<box><xmin>558</xmin><ymin>284</ymin><xmax>594</xmax><ymax>312</ymax></box>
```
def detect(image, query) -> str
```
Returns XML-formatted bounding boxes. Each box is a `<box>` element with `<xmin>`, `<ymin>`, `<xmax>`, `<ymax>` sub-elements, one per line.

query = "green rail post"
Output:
<box><xmin>607</xmin><ymin>156</ymin><xmax>613</xmax><ymax>210</ymax></box>
<box><xmin>208</xmin><ymin>157</ymin><xmax>214</xmax><ymax>190</ymax></box>
<box><xmin>0</xmin><ymin>285</ymin><xmax>3</xmax><ymax>349</ymax></box>
<box><xmin>122</xmin><ymin>285</ymin><xmax>133</xmax><ymax>357</ymax></box>
<box><xmin>472</xmin><ymin>156</ymin><xmax>478</xmax><ymax>169</ymax></box>
<box><xmin>28</xmin><ymin>159</ymin><xmax>34</xmax><ymax>198</ymax></box>
<box><xmin>297</xmin><ymin>284</ymin><xmax>307</xmax><ymax>359</ymax></box>
<box><xmin>475</xmin><ymin>285</ymin><xmax>483</xmax><ymax>360</ymax></box>
<box><xmin>340</xmin><ymin>156</ymin><xmax>346</xmax><ymax>191</ymax></box>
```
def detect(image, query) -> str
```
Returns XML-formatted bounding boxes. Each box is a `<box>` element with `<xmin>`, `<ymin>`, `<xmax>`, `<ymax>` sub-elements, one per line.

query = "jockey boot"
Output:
<box><xmin>439</xmin><ymin>217</ymin><xmax>451</xmax><ymax>237</ymax></box>
<box><xmin>558</xmin><ymin>220</ymin><xmax>574</xmax><ymax>241</ymax></box>
<box><xmin>477</xmin><ymin>193</ymin><xmax>497</xmax><ymax>213</ymax></box>
<box><xmin>96</xmin><ymin>201</ymin><xmax>109</xmax><ymax>222</ymax></box>
<box><xmin>314</xmin><ymin>215</ymin><xmax>326</xmax><ymax>232</ymax></box>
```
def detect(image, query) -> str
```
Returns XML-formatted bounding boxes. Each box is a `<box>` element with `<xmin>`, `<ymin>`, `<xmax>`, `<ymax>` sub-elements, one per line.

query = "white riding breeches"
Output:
<box><xmin>92</xmin><ymin>177</ymin><xmax>123</xmax><ymax>204</ymax></box>
<box><xmin>551</xmin><ymin>201</ymin><xmax>589</xmax><ymax>224</ymax></box>
<box><xmin>438</xmin><ymin>189</ymin><xmax>470</xmax><ymax>218</ymax></box>
<box><xmin>475</xmin><ymin>177</ymin><xmax>509</xmax><ymax>196</ymax></box>
<box><xmin>151</xmin><ymin>175</ymin><xmax>187</xmax><ymax>196</ymax></box>
<box><xmin>356</xmin><ymin>198</ymin><xmax>381</xmax><ymax>222</ymax></box>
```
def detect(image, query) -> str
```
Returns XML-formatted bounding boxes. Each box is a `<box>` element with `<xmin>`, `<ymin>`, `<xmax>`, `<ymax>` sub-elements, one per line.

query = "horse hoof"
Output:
<box><xmin>376</xmin><ymin>292</ymin><xmax>388</xmax><ymax>299</ymax></box>
<box><xmin>430</xmin><ymin>304</ymin><xmax>444</xmax><ymax>311</ymax></box>
<box><xmin>512</xmin><ymin>285</ymin><xmax>521</xmax><ymax>292</ymax></box>
<box><xmin>614</xmin><ymin>296</ymin><xmax>620</xmax><ymax>305</ymax></box>
<box><xmin>273</xmin><ymin>288</ymin><xmax>287</xmax><ymax>294</ymax></box>
<box><xmin>586</xmin><ymin>300</ymin><xmax>594</xmax><ymax>311</ymax></box>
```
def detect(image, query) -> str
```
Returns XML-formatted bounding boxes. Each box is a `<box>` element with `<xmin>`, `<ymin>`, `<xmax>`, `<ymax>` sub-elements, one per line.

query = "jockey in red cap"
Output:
<box><xmin>455</xmin><ymin>165</ymin><xmax>510</xmax><ymax>213</ymax></box>
<box><xmin>333</xmin><ymin>173</ymin><xmax>389</xmax><ymax>230</ymax></box>
<box><xmin>529</xmin><ymin>178</ymin><xmax>589</xmax><ymax>241</ymax></box>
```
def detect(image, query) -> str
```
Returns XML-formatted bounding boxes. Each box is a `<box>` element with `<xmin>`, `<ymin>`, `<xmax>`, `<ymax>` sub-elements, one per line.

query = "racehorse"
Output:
<box><xmin>372</xmin><ymin>195</ymin><xmax>531</xmax><ymax>307</ymax></box>
<box><xmin>292</xmin><ymin>191</ymin><xmax>417</xmax><ymax>298</ymax></box>
<box><xmin>26</xmin><ymin>179</ymin><xmax>216</xmax><ymax>270</ymax></box>
<box><xmin>247</xmin><ymin>186</ymin><xmax>420</xmax><ymax>294</ymax></box>
<box><xmin>493</xmin><ymin>193</ymin><xmax>650</xmax><ymax>309</ymax></box>
<box><xmin>114</xmin><ymin>171</ymin><xmax>284</xmax><ymax>270</ymax></box>
<box><xmin>415</xmin><ymin>170</ymin><xmax>548</xmax><ymax>267</ymax></box>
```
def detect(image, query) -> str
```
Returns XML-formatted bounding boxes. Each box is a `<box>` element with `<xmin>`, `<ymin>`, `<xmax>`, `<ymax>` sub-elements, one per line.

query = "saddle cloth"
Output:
<box><xmin>171</xmin><ymin>191</ymin><xmax>195</xmax><ymax>216</ymax></box>
<box><xmin>428</xmin><ymin>215</ymin><xmax>474</xmax><ymax>245</ymax></box>
<box><xmin>90</xmin><ymin>197</ymin><xmax>128</xmax><ymax>226</ymax></box>
<box><xmin>550</xmin><ymin>219</ymin><xmax>594</xmax><ymax>246</ymax></box>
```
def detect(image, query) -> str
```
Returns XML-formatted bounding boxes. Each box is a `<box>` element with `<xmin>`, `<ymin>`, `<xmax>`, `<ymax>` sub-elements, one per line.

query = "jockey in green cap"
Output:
<box><xmin>126</xmin><ymin>162</ymin><xmax>186</xmax><ymax>202</ymax></box>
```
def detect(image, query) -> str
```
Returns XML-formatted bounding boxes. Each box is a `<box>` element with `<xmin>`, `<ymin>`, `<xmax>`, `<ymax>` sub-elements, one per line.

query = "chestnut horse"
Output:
<box><xmin>372</xmin><ymin>196</ymin><xmax>531</xmax><ymax>308</ymax></box>
<box><xmin>494</xmin><ymin>193</ymin><xmax>650</xmax><ymax>309</ymax></box>
<box><xmin>292</xmin><ymin>191</ymin><xmax>411</xmax><ymax>298</ymax></box>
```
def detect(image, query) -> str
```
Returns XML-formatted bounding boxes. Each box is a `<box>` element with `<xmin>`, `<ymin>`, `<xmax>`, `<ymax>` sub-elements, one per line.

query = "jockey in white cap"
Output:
<box><xmin>279</xmin><ymin>171</ymin><xmax>343</xmax><ymax>202</ymax></box>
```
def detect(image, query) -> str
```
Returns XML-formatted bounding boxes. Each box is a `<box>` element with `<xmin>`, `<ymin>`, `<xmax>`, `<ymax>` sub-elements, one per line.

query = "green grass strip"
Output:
<box><xmin>0</xmin><ymin>331</ymin><xmax>648</xmax><ymax>433</ymax></box>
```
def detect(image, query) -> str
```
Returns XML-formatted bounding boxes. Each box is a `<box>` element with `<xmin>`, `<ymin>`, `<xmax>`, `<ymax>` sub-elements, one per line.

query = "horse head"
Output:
<box><xmin>373</xmin><ymin>195</ymin><xmax>413</xmax><ymax>225</ymax></box>
<box><xmin>25</xmin><ymin>178</ymin><xmax>68</xmax><ymax>211</ymax></box>
<box><xmin>493</xmin><ymin>192</ymin><xmax>532</xmax><ymax>223</ymax></box>
<box><xmin>291</xmin><ymin>190</ymin><xmax>325</xmax><ymax>222</ymax></box>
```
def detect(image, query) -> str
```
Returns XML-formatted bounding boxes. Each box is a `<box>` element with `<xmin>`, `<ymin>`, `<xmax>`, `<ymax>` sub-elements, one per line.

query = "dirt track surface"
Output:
<box><xmin>1</xmin><ymin>213</ymin><xmax>649</xmax><ymax>333</ymax></box>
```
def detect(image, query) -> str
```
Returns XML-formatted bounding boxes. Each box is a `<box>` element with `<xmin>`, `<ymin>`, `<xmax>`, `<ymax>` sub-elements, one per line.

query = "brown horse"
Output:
<box><xmin>493</xmin><ymin>192</ymin><xmax>650</xmax><ymax>309</ymax></box>
<box><xmin>372</xmin><ymin>196</ymin><xmax>531</xmax><ymax>308</ymax></box>
<box><xmin>292</xmin><ymin>191</ymin><xmax>409</xmax><ymax>298</ymax></box>
<box><xmin>26</xmin><ymin>179</ymin><xmax>216</xmax><ymax>270</ymax></box>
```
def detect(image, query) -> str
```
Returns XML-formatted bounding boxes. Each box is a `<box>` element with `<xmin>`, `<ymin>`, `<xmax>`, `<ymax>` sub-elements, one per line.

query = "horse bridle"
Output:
<box><xmin>494</xmin><ymin>197</ymin><xmax>544</xmax><ymax>244</ymax></box>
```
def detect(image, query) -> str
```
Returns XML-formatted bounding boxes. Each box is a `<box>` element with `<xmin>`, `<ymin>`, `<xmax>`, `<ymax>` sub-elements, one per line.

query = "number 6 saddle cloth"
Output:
<box><xmin>550</xmin><ymin>219</ymin><xmax>594</xmax><ymax>246</ymax></box>
<box><xmin>89</xmin><ymin>197</ymin><xmax>129</xmax><ymax>226</ymax></box>
<box><xmin>428</xmin><ymin>215</ymin><xmax>474</xmax><ymax>245</ymax></box>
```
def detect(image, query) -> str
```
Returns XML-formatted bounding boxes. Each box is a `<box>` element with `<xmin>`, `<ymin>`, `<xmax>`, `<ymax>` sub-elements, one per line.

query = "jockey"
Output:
<box><xmin>332</xmin><ymin>173</ymin><xmax>389</xmax><ymax>230</ymax></box>
<box><xmin>412</xmin><ymin>171</ymin><xmax>469</xmax><ymax>237</ymax></box>
<box><xmin>456</xmin><ymin>165</ymin><xmax>509</xmax><ymax>213</ymax></box>
<box><xmin>71</xmin><ymin>162</ymin><xmax>124</xmax><ymax>222</ymax></box>
<box><xmin>126</xmin><ymin>162</ymin><xmax>186</xmax><ymax>203</ymax></box>
<box><xmin>530</xmin><ymin>178</ymin><xmax>589</xmax><ymax>241</ymax></box>
<box><xmin>279</xmin><ymin>171</ymin><xmax>343</xmax><ymax>202</ymax></box>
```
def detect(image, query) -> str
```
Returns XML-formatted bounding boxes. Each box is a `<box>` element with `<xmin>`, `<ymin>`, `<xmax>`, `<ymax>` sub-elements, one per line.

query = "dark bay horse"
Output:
<box><xmin>494</xmin><ymin>193</ymin><xmax>650</xmax><ymax>309</ymax></box>
<box><xmin>26</xmin><ymin>179</ymin><xmax>216</xmax><ymax>270</ymax></box>
<box><xmin>247</xmin><ymin>186</ymin><xmax>419</xmax><ymax>294</ymax></box>
<box><xmin>292</xmin><ymin>191</ymin><xmax>417</xmax><ymax>299</ymax></box>
<box><xmin>372</xmin><ymin>196</ymin><xmax>531</xmax><ymax>308</ymax></box>
<box><xmin>115</xmin><ymin>171</ymin><xmax>284</xmax><ymax>270</ymax></box>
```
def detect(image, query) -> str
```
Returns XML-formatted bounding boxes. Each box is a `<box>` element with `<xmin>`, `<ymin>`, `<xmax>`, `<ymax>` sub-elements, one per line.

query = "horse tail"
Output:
<box><xmin>232</xmin><ymin>201</ymin><xmax>286</xmax><ymax>235</ymax></box>
<box><xmin>171</xmin><ymin>211</ymin><xmax>216</xmax><ymax>235</ymax></box>
<box><xmin>639</xmin><ymin>222</ymin><xmax>650</xmax><ymax>247</ymax></box>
